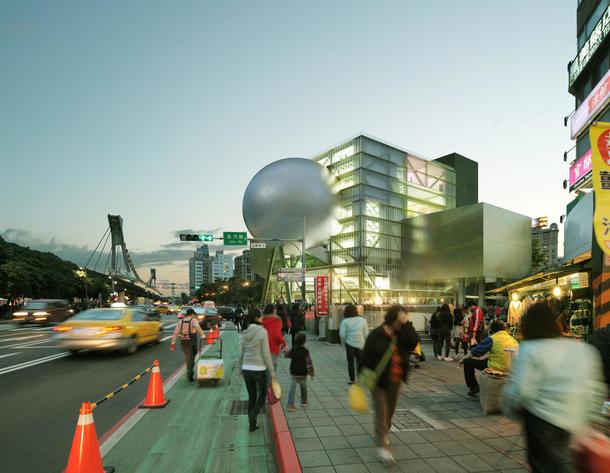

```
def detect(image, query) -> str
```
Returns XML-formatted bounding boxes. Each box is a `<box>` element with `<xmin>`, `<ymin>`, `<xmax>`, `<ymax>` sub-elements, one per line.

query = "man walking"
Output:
<box><xmin>170</xmin><ymin>308</ymin><xmax>206</xmax><ymax>382</ymax></box>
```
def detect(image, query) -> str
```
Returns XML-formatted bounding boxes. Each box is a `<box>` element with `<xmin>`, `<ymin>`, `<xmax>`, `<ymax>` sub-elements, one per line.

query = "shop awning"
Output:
<box><xmin>486</xmin><ymin>260</ymin><xmax>591</xmax><ymax>295</ymax></box>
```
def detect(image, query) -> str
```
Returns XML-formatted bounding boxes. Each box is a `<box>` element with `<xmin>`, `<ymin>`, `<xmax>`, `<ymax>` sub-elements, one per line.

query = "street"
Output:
<box><xmin>0</xmin><ymin>316</ymin><xmax>235</xmax><ymax>473</ymax></box>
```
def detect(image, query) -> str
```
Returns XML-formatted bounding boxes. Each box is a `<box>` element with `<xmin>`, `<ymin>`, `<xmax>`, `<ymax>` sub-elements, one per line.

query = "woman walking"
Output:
<box><xmin>502</xmin><ymin>303</ymin><xmax>606</xmax><ymax>472</ymax></box>
<box><xmin>239</xmin><ymin>309</ymin><xmax>276</xmax><ymax>432</ymax></box>
<box><xmin>361</xmin><ymin>305</ymin><xmax>419</xmax><ymax>464</ymax></box>
<box><xmin>429</xmin><ymin>306</ymin><xmax>441</xmax><ymax>359</ymax></box>
<box><xmin>339</xmin><ymin>304</ymin><xmax>369</xmax><ymax>384</ymax></box>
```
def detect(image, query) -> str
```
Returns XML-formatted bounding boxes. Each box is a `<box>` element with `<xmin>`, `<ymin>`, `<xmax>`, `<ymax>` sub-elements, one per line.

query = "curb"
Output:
<box><xmin>268</xmin><ymin>400</ymin><xmax>301</xmax><ymax>473</ymax></box>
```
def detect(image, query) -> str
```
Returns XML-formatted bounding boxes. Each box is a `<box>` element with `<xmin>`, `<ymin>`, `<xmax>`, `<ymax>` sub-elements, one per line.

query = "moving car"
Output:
<box><xmin>53</xmin><ymin>307</ymin><xmax>162</xmax><ymax>355</ymax></box>
<box><xmin>12</xmin><ymin>299</ymin><xmax>74</xmax><ymax>324</ymax></box>
<box><xmin>193</xmin><ymin>307</ymin><xmax>222</xmax><ymax>330</ymax></box>
<box><xmin>155</xmin><ymin>304</ymin><xmax>172</xmax><ymax>315</ymax></box>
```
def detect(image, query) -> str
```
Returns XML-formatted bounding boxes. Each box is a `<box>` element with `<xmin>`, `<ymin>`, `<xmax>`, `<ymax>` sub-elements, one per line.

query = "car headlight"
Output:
<box><xmin>13</xmin><ymin>311</ymin><xmax>27</xmax><ymax>316</ymax></box>
<box><xmin>33</xmin><ymin>311</ymin><xmax>49</xmax><ymax>316</ymax></box>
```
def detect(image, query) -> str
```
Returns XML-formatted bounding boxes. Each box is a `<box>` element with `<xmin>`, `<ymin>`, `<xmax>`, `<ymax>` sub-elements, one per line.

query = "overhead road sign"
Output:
<box><xmin>279</xmin><ymin>268</ymin><xmax>302</xmax><ymax>273</ymax></box>
<box><xmin>180</xmin><ymin>234</ymin><xmax>213</xmax><ymax>242</ymax></box>
<box><xmin>277</xmin><ymin>272</ymin><xmax>304</xmax><ymax>282</ymax></box>
<box><xmin>223</xmin><ymin>232</ymin><xmax>248</xmax><ymax>246</ymax></box>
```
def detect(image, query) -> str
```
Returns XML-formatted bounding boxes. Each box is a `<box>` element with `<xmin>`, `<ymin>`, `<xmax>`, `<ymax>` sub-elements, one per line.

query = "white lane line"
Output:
<box><xmin>0</xmin><ymin>352</ymin><xmax>69</xmax><ymax>375</ymax></box>
<box><xmin>0</xmin><ymin>335</ymin><xmax>45</xmax><ymax>343</ymax></box>
<box><xmin>160</xmin><ymin>335</ymin><xmax>173</xmax><ymax>342</ymax></box>
<box><xmin>100</xmin><ymin>344</ymin><xmax>210</xmax><ymax>457</ymax></box>
<box><xmin>0</xmin><ymin>338</ymin><xmax>56</xmax><ymax>349</ymax></box>
<box><xmin>0</xmin><ymin>352</ymin><xmax>21</xmax><ymax>359</ymax></box>
<box><xmin>10</xmin><ymin>346</ymin><xmax>59</xmax><ymax>349</ymax></box>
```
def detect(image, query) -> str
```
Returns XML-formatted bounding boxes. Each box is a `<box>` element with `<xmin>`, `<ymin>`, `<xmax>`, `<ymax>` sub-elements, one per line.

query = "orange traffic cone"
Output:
<box><xmin>64</xmin><ymin>402</ymin><xmax>115</xmax><ymax>473</ymax></box>
<box><xmin>140</xmin><ymin>359</ymin><xmax>170</xmax><ymax>408</ymax></box>
<box><xmin>207</xmin><ymin>328</ymin><xmax>215</xmax><ymax>345</ymax></box>
<box><xmin>214</xmin><ymin>324</ymin><xmax>220</xmax><ymax>339</ymax></box>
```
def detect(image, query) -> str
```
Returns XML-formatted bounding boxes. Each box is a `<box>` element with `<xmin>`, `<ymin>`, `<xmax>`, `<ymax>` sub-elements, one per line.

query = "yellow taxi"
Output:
<box><xmin>53</xmin><ymin>305</ymin><xmax>162</xmax><ymax>355</ymax></box>
<box><xmin>155</xmin><ymin>304</ymin><xmax>171</xmax><ymax>315</ymax></box>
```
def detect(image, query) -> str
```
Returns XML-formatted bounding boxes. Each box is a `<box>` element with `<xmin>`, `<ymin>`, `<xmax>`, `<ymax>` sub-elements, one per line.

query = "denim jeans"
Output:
<box><xmin>243</xmin><ymin>369</ymin><xmax>268</xmax><ymax>428</ymax></box>
<box><xmin>345</xmin><ymin>344</ymin><xmax>362</xmax><ymax>382</ymax></box>
<box><xmin>439</xmin><ymin>330</ymin><xmax>452</xmax><ymax>357</ymax></box>
<box><xmin>287</xmin><ymin>376</ymin><xmax>307</xmax><ymax>406</ymax></box>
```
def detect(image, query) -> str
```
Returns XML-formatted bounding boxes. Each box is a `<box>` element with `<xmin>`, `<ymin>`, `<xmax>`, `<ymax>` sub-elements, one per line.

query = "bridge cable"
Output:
<box><xmin>93</xmin><ymin>230</ymin><xmax>112</xmax><ymax>273</ymax></box>
<box><xmin>83</xmin><ymin>227</ymin><xmax>110</xmax><ymax>270</ymax></box>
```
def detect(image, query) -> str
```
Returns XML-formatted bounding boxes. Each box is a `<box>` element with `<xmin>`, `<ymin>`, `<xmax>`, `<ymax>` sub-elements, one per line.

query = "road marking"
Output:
<box><xmin>0</xmin><ymin>352</ymin><xmax>21</xmax><ymax>359</ymax></box>
<box><xmin>0</xmin><ymin>352</ymin><xmax>69</xmax><ymax>375</ymax></box>
<box><xmin>10</xmin><ymin>346</ymin><xmax>60</xmax><ymax>349</ymax></box>
<box><xmin>0</xmin><ymin>335</ymin><xmax>45</xmax><ymax>343</ymax></box>
<box><xmin>0</xmin><ymin>338</ymin><xmax>56</xmax><ymax>349</ymax></box>
<box><xmin>160</xmin><ymin>335</ymin><xmax>173</xmax><ymax>342</ymax></box>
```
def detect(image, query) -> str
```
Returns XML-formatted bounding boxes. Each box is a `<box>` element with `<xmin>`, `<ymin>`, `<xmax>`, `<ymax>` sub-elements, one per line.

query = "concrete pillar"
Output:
<box><xmin>478</xmin><ymin>278</ymin><xmax>486</xmax><ymax>307</ymax></box>
<box><xmin>457</xmin><ymin>278</ymin><xmax>466</xmax><ymax>305</ymax></box>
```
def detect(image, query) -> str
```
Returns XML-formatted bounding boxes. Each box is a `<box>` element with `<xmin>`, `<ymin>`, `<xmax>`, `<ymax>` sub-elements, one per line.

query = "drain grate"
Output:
<box><xmin>391</xmin><ymin>408</ymin><xmax>442</xmax><ymax>432</ymax></box>
<box><xmin>230</xmin><ymin>400</ymin><xmax>266</xmax><ymax>415</ymax></box>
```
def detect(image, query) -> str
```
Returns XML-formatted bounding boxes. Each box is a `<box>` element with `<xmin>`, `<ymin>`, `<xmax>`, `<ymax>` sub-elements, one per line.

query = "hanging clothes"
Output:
<box><xmin>508</xmin><ymin>300</ymin><xmax>523</xmax><ymax>326</ymax></box>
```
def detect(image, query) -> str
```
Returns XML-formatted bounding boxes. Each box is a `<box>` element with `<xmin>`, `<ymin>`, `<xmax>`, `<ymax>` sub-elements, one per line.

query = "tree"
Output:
<box><xmin>194</xmin><ymin>277</ymin><xmax>264</xmax><ymax>305</ymax></box>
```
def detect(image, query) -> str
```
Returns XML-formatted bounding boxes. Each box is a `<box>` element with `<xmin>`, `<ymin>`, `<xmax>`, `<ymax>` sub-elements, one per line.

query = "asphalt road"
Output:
<box><xmin>0</xmin><ymin>315</ymin><xmax>235</xmax><ymax>473</ymax></box>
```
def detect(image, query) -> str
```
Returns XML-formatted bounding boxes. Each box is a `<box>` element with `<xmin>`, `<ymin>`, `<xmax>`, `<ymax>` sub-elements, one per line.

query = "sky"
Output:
<box><xmin>0</xmin><ymin>0</ymin><xmax>577</xmax><ymax>288</ymax></box>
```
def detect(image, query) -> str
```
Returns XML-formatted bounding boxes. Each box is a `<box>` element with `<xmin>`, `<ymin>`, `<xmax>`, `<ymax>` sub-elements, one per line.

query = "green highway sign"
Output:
<box><xmin>223</xmin><ymin>231</ymin><xmax>248</xmax><ymax>246</ymax></box>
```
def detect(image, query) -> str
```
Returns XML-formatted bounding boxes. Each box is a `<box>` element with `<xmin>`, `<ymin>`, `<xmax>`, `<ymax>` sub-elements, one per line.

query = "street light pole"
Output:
<box><xmin>301</xmin><ymin>216</ymin><xmax>306</xmax><ymax>303</ymax></box>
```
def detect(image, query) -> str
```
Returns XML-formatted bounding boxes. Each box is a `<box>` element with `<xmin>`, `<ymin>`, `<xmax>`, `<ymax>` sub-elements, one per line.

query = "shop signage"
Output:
<box><xmin>569</xmin><ymin>149</ymin><xmax>593</xmax><ymax>191</ymax></box>
<box><xmin>569</xmin><ymin>3</ymin><xmax>610</xmax><ymax>87</ymax></box>
<box><xmin>315</xmin><ymin>275</ymin><xmax>330</xmax><ymax>316</ymax></box>
<box><xmin>531</xmin><ymin>217</ymin><xmax>548</xmax><ymax>229</ymax></box>
<box><xmin>589</xmin><ymin>122</ymin><xmax>610</xmax><ymax>255</ymax></box>
<box><xmin>571</xmin><ymin>68</ymin><xmax>610</xmax><ymax>139</ymax></box>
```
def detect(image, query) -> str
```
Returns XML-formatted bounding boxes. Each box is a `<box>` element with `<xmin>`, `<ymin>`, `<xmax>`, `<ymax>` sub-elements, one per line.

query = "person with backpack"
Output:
<box><xmin>170</xmin><ymin>308</ymin><xmax>206</xmax><ymax>382</ymax></box>
<box><xmin>360</xmin><ymin>305</ymin><xmax>419</xmax><ymax>465</ymax></box>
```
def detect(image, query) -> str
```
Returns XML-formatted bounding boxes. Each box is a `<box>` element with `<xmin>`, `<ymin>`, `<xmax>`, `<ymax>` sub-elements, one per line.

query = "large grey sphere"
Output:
<box><xmin>243</xmin><ymin>158</ymin><xmax>338</xmax><ymax>248</ymax></box>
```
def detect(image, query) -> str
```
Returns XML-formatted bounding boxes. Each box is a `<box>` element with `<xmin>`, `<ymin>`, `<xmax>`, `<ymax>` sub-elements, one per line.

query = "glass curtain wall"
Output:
<box><xmin>312</xmin><ymin>135</ymin><xmax>456</xmax><ymax>304</ymax></box>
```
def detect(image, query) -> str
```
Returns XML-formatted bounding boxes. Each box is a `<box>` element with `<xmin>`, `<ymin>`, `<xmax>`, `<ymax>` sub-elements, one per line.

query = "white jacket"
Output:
<box><xmin>339</xmin><ymin>316</ymin><xmax>369</xmax><ymax>350</ymax></box>
<box><xmin>502</xmin><ymin>338</ymin><xmax>607</xmax><ymax>434</ymax></box>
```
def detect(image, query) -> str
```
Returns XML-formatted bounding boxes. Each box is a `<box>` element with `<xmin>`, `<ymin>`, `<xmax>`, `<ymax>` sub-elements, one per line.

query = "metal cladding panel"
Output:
<box><xmin>402</xmin><ymin>203</ymin><xmax>530</xmax><ymax>282</ymax></box>
<box><xmin>564</xmin><ymin>191</ymin><xmax>594</xmax><ymax>261</ymax></box>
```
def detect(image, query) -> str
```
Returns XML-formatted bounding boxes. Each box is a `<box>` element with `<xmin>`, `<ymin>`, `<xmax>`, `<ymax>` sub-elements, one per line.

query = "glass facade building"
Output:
<box><xmin>311</xmin><ymin>134</ymin><xmax>457</xmax><ymax>304</ymax></box>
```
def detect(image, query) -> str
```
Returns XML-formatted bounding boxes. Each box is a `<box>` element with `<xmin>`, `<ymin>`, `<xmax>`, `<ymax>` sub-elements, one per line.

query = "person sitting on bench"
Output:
<box><xmin>458</xmin><ymin>321</ymin><xmax>518</xmax><ymax>396</ymax></box>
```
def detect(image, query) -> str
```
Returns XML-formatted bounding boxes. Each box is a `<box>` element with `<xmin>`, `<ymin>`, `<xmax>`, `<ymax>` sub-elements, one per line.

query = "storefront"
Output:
<box><xmin>487</xmin><ymin>261</ymin><xmax>593</xmax><ymax>340</ymax></box>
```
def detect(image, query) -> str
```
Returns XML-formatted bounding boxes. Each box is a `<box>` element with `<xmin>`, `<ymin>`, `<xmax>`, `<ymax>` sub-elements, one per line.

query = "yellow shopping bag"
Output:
<box><xmin>348</xmin><ymin>384</ymin><xmax>369</xmax><ymax>413</ymax></box>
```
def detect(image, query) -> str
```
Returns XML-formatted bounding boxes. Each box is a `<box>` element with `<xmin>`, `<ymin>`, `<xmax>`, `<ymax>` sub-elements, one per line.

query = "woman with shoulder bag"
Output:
<box><xmin>360</xmin><ymin>305</ymin><xmax>419</xmax><ymax>465</ymax></box>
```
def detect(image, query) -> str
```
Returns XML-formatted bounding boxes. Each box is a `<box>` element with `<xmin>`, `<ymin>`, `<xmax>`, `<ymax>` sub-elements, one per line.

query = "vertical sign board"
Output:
<box><xmin>315</xmin><ymin>275</ymin><xmax>329</xmax><ymax>316</ymax></box>
<box><xmin>590</xmin><ymin>122</ymin><xmax>610</xmax><ymax>255</ymax></box>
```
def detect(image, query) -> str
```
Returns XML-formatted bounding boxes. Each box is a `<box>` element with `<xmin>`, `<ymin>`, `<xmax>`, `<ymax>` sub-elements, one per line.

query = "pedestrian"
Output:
<box><xmin>239</xmin><ymin>309</ymin><xmax>276</xmax><ymax>432</ymax></box>
<box><xmin>453</xmin><ymin>304</ymin><xmax>469</xmax><ymax>357</ymax></box>
<box><xmin>429</xmin><ymin>306</ymin><xmax>441</xmax><ymax>358</ymax></box>
<box><xmin>468</xmin><ymin>301</ymin><xmax>485</xmax><ymax>345</ymax></box>
<box><xmin>261</xmin><ymin>303</ymin><xmax>286</xmax><ymax>371</ymax></box>
<box><xmin>361</xmin><ymin>305</ymin><xmax>419</xmax><ymax>464</ymax></box>
<box><xmin>276</xmin><ymin>303</ymin><xmax>289</xmax><ymax>335</ymax></box>
<box><xmin>289</xmin><ymin>302</ymin><xmax>304</xmax><ymax>346</ymax></box>
<box><xmin>502</xmin><ymin>303</ymin><xmax>606</xmax><ymax>473</ymax></box>
<box><xmin>234</xmin><ymin>305</ymin><xmax>244</xmax><ymax>333</ymax></box>
<box><xmin>339</xmin><ymin>304</ymin><xmax>369</xmax><ymax>384</ymax></box>
<box><xmin>170</xmin><ymin>308</ymin><xmax>206</xmax><ymax>382</ymax></box>
<box><xmin>438</xmin><ymin>303</ymin><xmax>454</xmax><ymax>361</ymax></box>
<box><xmin>285</xmin><ymin>332</ymin><xmax>314</xmax><ymax>412</ymax></box>
<box><xmin>458</xmin><ymin>320</ymin><xmax>518</xmax><ymax>396</ymax></box>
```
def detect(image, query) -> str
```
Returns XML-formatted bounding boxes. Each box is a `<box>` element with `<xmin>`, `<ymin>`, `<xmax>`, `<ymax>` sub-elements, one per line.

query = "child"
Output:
<box><xmin>284</xmin><ymin>333</ymin><xmax>314</xmax><ymax>411</ymax></box>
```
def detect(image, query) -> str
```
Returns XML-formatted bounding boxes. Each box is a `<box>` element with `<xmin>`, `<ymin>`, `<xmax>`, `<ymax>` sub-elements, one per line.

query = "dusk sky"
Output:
<box><xmin>1</xmin><ymin>1</ymin><xmax>576</xmax><ymax>287</ymax></box>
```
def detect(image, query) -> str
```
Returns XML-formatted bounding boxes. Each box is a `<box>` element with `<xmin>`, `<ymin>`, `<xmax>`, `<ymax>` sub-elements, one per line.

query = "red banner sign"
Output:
<box><xmin>315</xmin><ymin>275</ymin><xmax>329</xmax><ymax>316</ymax></box>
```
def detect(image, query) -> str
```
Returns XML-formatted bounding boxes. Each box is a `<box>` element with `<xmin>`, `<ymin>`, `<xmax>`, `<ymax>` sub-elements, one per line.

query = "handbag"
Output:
<box><xmin>268</xmin><ymin>378</ymin><xmax>282</xmax><ymax>404</ymax></box>
<box><xmin>348</xmin><ymin>337</ymin><xmax>396</xmax><ymax>413</ymax></box>
<box><xmin>573</xmin><ymin>430</ymin><xmax>610</xmax><ymax>473</ymax></box>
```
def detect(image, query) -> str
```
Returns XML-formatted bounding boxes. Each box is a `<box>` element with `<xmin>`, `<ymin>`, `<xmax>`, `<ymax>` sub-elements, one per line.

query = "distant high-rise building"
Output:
<box><xmin>234</xmin><ymin>250</ymin><xmax>255</xmax><ymax>280</ymax></box>
<box><xmin>208</xmin><ymin>250</ymin><xmax>234</xmax><ymax>282</ymax></box>
<box><xmin>189</xmin><ymin>245</ymin><xmax>211</xmax><ymax>294</ymax></box>
<box><xmin>532</xmin><ymin>223</ymin><xmax>559</xmax><ymax>271</ymax></box>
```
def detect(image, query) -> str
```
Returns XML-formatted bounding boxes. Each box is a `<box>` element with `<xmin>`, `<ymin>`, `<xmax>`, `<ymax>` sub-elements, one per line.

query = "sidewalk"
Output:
<box><xmin>102</xmin><ymin>331</ymin><xmax>277</xmax><ymax>473</ymax></box>
<box><xmin>276</xmin><ymin>336</ymin><xmax>531</xmax><ymax>473</ymax></box>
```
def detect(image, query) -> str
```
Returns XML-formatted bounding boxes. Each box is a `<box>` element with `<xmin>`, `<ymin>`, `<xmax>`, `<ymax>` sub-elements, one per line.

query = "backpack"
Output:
<box><xmin>180</xmin><ymin>317</ymin><xmax>194</xmax><ymax>341</ymax></box>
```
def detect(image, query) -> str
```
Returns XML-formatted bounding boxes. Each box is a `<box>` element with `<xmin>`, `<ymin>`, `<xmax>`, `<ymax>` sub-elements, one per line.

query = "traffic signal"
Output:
<box><xmin>179</xmin><ymin>234</ymin><xmax>214</xmax><ymax>242</ymax></box>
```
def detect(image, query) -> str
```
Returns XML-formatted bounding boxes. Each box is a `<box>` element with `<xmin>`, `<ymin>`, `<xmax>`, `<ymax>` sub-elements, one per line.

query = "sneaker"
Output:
<box><xmin>376</xmin><ymin>447</ymin><xmax>395</xmax><ymax>465</ymax></box>
<box><xmin>443</xmin><ymin>356</ymin><xmax>454</xmax><ymax>362</ymax></box>
<box><xmin>287</xmin><ymin>405</ymin><xmax>297</xmax><ymax>412</ymax></box>
<box><xmin>436</xmin><ymin>355</ymin><xmax>443</xmax><ymax>361</ymax></box>
<box><xmin>301</xmin><ymin>402</ymin><xmax>308</xmax><ymax>407</ymax></box>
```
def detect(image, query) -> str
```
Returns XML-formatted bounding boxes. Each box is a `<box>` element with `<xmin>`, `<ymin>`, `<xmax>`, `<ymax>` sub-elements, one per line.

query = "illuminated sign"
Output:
<box><xmin>569</xmin><ymin>149</ymin><xmax>593</xmax><ymax>191</ymax></box>
<box><xmin>569</xmin><ymin>3</ymin><xmax>610</xmax><ymax>87</ymax></box>
<box><xmin>571</xmin><ymin>69</ymin><xmax>610</xmax><ymax>139</ymax></box>
<box><xmin>532</xmin><ymin>217</ymin><xmax>549</xmax><ymax>229</ymax></box>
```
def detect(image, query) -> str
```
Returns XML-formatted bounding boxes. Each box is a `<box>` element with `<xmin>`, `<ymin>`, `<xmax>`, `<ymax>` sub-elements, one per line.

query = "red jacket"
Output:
<box><xmin>262</xmin><ymin>315</ymin><xmax>286</xmax><ymax>355</ymax></box>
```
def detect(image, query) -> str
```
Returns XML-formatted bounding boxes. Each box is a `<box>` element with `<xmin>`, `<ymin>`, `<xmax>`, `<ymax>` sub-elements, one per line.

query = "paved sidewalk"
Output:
<box><xmin>276</xmin><ymin>336</ymin><xmax>531</xmax><ymax>473</ymax></box>
<box><xmin>103</xmin><ymin>331</ymin><xmax>277</xmax><ymax>473</ymax></box>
